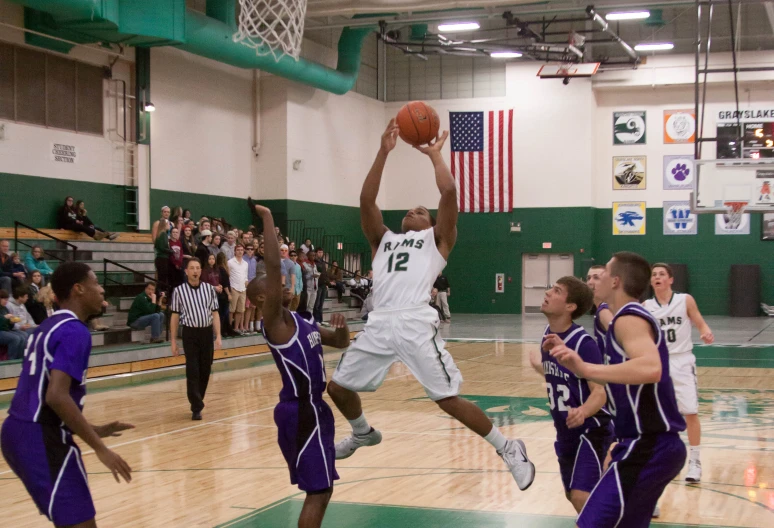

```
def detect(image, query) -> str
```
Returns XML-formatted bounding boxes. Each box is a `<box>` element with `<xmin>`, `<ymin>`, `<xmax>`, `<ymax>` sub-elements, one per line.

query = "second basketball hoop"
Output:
<box><xmin>234</xmin><ymin>0</ymin><xmax>307</xmax><ymax>62</ymax></box>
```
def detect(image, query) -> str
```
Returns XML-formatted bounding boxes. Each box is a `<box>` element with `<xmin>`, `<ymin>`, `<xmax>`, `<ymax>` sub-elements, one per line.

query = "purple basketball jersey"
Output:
<box><xmin>9</xmin><ymin>311</ymin><xmax>91</xmax><ymax>427</ymax></box>
<box><xmin>604</xmin><ymin>303</ymin><xmax>686</xmax><ymax>439</ymax></box>
<box><xmin>593</xmin><ymin>302</ymin><xmax>609</xmax><ymax>357</ymax></box>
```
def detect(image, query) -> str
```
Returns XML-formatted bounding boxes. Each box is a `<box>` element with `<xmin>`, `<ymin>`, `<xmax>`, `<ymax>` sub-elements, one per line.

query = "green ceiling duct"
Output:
<box><xmin>9</xmin><ymin>0</ymin><xmax>374</xmax><ymax>95</ymax></box>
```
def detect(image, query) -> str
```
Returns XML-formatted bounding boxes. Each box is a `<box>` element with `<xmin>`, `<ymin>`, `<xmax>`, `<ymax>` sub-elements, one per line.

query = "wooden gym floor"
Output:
<box><xmin>1</xmin><ymin>323</ymin><xmax>773</xmax><ymax>527</ymax></box>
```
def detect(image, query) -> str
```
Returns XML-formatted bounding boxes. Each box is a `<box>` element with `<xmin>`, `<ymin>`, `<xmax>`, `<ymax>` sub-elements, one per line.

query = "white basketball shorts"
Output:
<box><xmin>331</xmin><ymin>305</ymin><xmax>462</xmax><ymax>401</ymax></box>
<box><xmin>669</xmin><ymin>352</ymin><xmax>699</xmax><ymax>415</ymax></box>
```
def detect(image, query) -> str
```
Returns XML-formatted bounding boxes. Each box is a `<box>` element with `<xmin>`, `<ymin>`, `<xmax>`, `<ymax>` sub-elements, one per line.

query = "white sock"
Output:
<box><xmin>690</xmin><ymin>445</ymin><xmax>701</xmax><ymax>462</ymax></box>
<box><xmin>348</xmin><ymin>413</ymin><xmax>371</xmax><ymax>436</ymax></box>
<box><xmin>484</xmin><ymin>426</ymin><xmax>508</xmax><ymax>452</ymax></box>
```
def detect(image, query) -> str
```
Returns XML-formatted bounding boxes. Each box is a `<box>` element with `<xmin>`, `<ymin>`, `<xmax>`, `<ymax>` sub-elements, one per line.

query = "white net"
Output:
<box><xmin>234</xmin><ymin>0</ymin><xmax>308</xmax><ymax>62</ymax></box>
<box><xmin>723</xmin><ymin>202</ymin><xmax>748</xmax><ymax>230</ymax></box>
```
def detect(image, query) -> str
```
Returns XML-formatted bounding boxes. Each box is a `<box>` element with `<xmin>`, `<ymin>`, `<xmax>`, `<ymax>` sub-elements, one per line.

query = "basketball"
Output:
<box><xmin>396</xmin><ymin>101</ymin><xmax>441</xmax><ymax>146</ymax></box>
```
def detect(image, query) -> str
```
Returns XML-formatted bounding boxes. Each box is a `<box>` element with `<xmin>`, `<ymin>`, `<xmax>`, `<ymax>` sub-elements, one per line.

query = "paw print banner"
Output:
<box><xmin>663</xmin><ymin>155</ymin><xmax>694</xmax><ymax>190</ymax></box>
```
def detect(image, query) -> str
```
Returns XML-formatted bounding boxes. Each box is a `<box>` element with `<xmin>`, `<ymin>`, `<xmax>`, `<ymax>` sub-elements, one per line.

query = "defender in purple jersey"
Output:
<box><xmin>549</xmin><ymin>252</ymin><xmax>686</xmax><ymax>528</ymax></box>
<box><xmin>529</xmin><ymin>276</ymin><xmax>613</xmax><ymax>513</ymax></box>
<box><xmin>586</xmin><ymin>265</ymin><xmax>613</xmax><ymax>357</ymax></box>
<box><xmin>247</xmin><ymin>200</ymin><xmax>351</xmax><ymax>528</ymax></box>
<box><xmin>1</xmin><ymin>263</ymin><xmax>133</xmax><ymax>528</ymax></box>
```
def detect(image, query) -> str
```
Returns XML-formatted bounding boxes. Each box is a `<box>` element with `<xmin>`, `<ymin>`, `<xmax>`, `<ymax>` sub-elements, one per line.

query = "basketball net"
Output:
<box><xmin>723</xmin><ymin>201</ymin><xmax>748</xmax><ymax>230</ymax></box>
<box><xmin>234</xmin><ymin>0</ymin><xmax>307</xmax><ymax>62</ymax></box>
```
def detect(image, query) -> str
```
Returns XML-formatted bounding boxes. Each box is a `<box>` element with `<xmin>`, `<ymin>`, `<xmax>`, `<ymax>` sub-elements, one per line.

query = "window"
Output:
<box><xmin>0</xmin><ymin>41</ymin><xmax>104</xmax><ymax>135</ymax></box>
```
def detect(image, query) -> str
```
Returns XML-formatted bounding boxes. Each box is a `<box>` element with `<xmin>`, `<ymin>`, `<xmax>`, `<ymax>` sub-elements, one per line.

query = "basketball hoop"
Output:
<box><xmin>234</xmin><ymin>0</ymin><xmax>307</xmax><ymax>62</ymax></box>
<box><xmin>723</xmin><ymin>201</ymin><xmax>748</xmax><ymax>230</ymax></box>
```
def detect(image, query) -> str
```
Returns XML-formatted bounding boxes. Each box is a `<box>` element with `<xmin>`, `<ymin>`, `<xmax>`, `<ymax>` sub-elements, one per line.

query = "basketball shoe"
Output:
<box><xmin>685</xmin><ymin>459</ymin><xmax>702</xmax><ymax>482</ymax></box>
<box><xmin>499</xmin><ymin>439</ymin><xmax>536</xmax><ymax>490</ymax></box>
<box><xmin>335</xmin><ymin>428</ymin><xmax>383</xmax><ymax>460</ymax></box>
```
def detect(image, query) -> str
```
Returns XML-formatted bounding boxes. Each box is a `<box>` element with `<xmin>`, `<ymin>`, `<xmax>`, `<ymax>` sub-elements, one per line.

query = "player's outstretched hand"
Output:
<box><xmin>549</xmin><ymin>345</ymin><xmax>586</xmax><ymax>377</ymax></box>
<box><xmin>94</xmin><ymin>421</ymin><xmax>135</xmax><ymax>438</ymax></box>
<box><xmin>328</xmin><ymin>313</ymin><xmax>348</xmax><ymax>330</ymax></box>
<box><xmin>700</xmin><ymin>331</ymin><xmax>714</xmax><ymax>345</ymax></box>
<box><xmin>96</xmin><ymin>447</ymin><xmax>132</xmax><ymax>483</ymax></box>
<box><xmin>565</xmin><ymin>407</ymin><xmax>586</xmax><ymax>429</ymax></box>
<box><xmin>248</xmin><ymin>197</ymin><xmax>271</xmax><ymax>218</ymax></box>
<box><xmin>414</xmin><ymin>130</ymin><xmax>449</xmax><ymax>155</ymax></box>
<box><xmin>542</xmin><ymin>333</ymin><xmax>566</xmax><ymax>351</ymax></box>
<box><xmin>381</xmin><ymin>119</ymin><xmax>400</xmax><ymax>153</ymax></box>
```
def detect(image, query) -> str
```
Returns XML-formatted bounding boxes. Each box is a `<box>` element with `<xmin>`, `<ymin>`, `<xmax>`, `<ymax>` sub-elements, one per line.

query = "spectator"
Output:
<box><xmin>57</xmin><ymin>196</ymin><xmax>107</xmax><ymax>240</ymax></box>
<box><xmin>227</xmin><ymin>245</ymin><xmax>249</xmax><ymax>335</ymax></box>
<box><xmin>244</xmin><ymin>245</ymin><xmax>258</xmax><ymax>334</ymax></box>
<box><xmin>36</xmin><ymin>284</ymin><xmax>56</xmax><ymax>320</ymax></box>
<box><xmin>8</xmin><ymin>286</ymin><xmax>37</xmax><ymax>336</ymax></box>
<box><xmin>433</xmin><ymin>273</ymin><xmax>451</xmax><ymax>322</ymax></box>
<box><xmin>288</xmin><ymin>250</ymin><xmax>303</xmax><ymax>311</ymax></box>
<box><xmin>194</xmin><ymin>217</ymin><xmax>210</xmax><ymax>240</ymax></box>
<box><xmin>0</xmin><ymin>289</ymin><xmax>27</xmax><ymax>360</ymax></box>
<box><xmin>24</xmin><ymin>271</ymin><xmax>47</xmax><ymax>324</ymax></box>
<box><xmin>210</xmin><ymin>234</ymin><xmax>223</xmax><ymax>256</ymax></box>
<box><xmin>194</xmin><ymin>230</ymin><xmax>213</xmax><ymax>263</ymax></box>
<box><xmin>75</xmin><ymin>201</ymin><xmax>119</xmax><ymax>241</ymax></box>
<box><xmin>172</xmin><ymin>206</ymin><xmax>183</xmax><ymax>220</ymax></box>
<box><xmin>213</xmin><ymin>252</ymin><xmax>235</xmax><ymax>336</ymax></box>
<box><xmin>304</xmin><ymin>250</ymin><xmax>320</xmax><ymax>315</ymax></box>
<box><xmin>182</xmin><ymin>209</ymin><xmax>193</xmax><ymax>225</ymax></box>
<box><xmin>168</xmin><ymin>227</ymin><xmax>184</xmax><ymax>290</ymax></box>
<box><xmin>313</xmin><ymin>248</ymin><xmax>328</xmax><ymax>324</ymax></box>
<box><xmin>0</xmin><ymin>239</ymin><xmax>11</xmax><ymax>293</ymax></box>
<box><xmin>220</xmin><ymin>231</ymin><xmax>237</xmax><ymax>261</ymax></box>
<box><xmin>349</xmin><ymin>270</ymin><xmax>371</xmax><ymax>302</ymax></box>
<box><xmin>297</xmin><ymin>250</ymin><xmax>310</xmax><ymax>312</ymax></box>
<box><xmin>24</xmin><ymin>246</ymin><xmax>53</xmax><ymax>284</ymax></box>
<box><xmin>211</xmin><ymin>218</ymin><xmax>226</xmax><ymax>235</ymax></box>
<box><xmin>430</xmin><ymin>288</ymin><xmax>448</xmax><ymax>322</ymax></box>
<box><xmin>181</xmin><ymin>224</ymin><xmax>198</xmax><ymax>262</ymax></box>
<box><xmin>288</xmin><ymin>241</ymin><xmax>296</xmax><ymax>252</ymax></box>
<box><xmin>127</xmin><ymin>282</ymin><xmax>166</xmax><ymax>343</ymax></box>
<box><xmin>279</xmin><ymin>245</ymin><xmax>296</xmax><ymax>294</ymax></box>
<box><xmin>6</xmin><ymin>253</ymin><xmax>27</xmax><ymax>288</ymax></box>
<box><xmin>275</xmin><ymin>226</ymin><xmax>289</xmax><ymax>244</ymax></box>
<box><xmin>170</xmin><ymin>215</ymin><xmax>185</xmax><ymax>235</ymax></box>
<box><xmin>151</xmin><ymin>205</ymin><xmax>172</xmax><ymax>241</ymax></box>
<box><xmin>154</xmin><ymin>218</ymin><xmax>173</xmax><ymax>294</ymax></box>
<box><xmin>254</xmin><ymin>240</ymin><xmax>266</xmax><ymax>277</ymax></box>
<box><xmin>300</xmin><ymin>238</ymin><xmax>314</xmax><ymax>255</ymax></box>
<box><xmin>329</xmin><ymin>261</ymin><xmax>345</xmax><ymax>302</ymax></box>
<box><xmin>240</xmin><ymin>231</ymin><xmax>251</xmax><ymax>248</ymax></box>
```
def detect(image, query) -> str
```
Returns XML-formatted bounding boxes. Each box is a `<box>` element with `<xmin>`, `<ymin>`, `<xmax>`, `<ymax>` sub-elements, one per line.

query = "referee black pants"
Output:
<box><xmin>182</xmin><ymin>325</ymin><xmax>214</xmax><ymax>413</ymax></box>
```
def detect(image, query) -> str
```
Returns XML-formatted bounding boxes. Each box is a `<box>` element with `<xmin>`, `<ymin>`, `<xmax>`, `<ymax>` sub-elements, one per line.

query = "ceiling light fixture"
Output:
<box><xmin>490</xmin><ymin>51</ymin><xmax>522</xmax><ymax>58</ymax></box>
<box><xmin>634</xmin><ymin>42</ymin><xmax>674</xmax><ymax>51</ymax></box>
<box><xmin>605</xmin><ymin>10</ymin><xmax>650</xmax><ymax>21</ymax></box>
<box><xmin>437</xmin><ymin>21</ymin><xmax>480</xmax><ymax>32</ymax></box>
<box><xmin>143</xmin><ymin>102</ymin><xmax>156</xmax><ymax>112</ymax></box>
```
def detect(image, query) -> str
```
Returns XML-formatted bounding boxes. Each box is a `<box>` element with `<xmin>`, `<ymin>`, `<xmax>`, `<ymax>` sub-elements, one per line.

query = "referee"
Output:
<box><xmin>170</xmin><ymin>258</ymin><xmax>222</xmax><ymax>420</ymax></box>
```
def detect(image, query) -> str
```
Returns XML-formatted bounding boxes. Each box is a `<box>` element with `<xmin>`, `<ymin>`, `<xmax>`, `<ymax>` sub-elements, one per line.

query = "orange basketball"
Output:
<box><xmin>396</xmin><ymin>101</ymin><xmax>440</xmax><ymax>146</ymax></box>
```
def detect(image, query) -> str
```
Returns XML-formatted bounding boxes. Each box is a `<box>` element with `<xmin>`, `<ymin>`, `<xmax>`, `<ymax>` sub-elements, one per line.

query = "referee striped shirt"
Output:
<box><xmin>170</xmin><ymin>281</ymin><xmax>219</xmax><ymax>328</ymax></box>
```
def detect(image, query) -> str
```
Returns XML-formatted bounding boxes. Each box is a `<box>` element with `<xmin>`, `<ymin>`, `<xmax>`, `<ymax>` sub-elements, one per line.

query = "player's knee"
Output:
<box><xmin>326</xmin><ymin>381</ymin><xmax>346</xmax><ymax>400</ymax></box>
<box><xmin>434</xmin><ymin>395</ymin><xmax>457</xmax><ymax>413</ymax></box>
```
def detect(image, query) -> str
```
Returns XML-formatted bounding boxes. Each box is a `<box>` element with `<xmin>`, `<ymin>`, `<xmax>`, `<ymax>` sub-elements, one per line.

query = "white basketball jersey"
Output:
<box><xmin>642</xmin><ymin>293</ymin><xmax>693</xmax><ymax>355</ymax></box>
<box><xmin>371</xmin><ymin>228</ymin><xmax>447</xmax><ymax>311</ymax></box>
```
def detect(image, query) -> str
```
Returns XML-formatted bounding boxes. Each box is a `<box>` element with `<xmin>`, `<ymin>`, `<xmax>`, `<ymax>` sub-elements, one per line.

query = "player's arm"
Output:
<box><xmin>566</xmin><ymin>338</ymin><xmax>608</xmax><ymax>428</ymax></box>
<box><xmin>361</xmin><ymin>121</ymin><xmax>397</xmax><ymax>252</ymax></box>
<box><xmin>550</xmin><ymin>316</ymin><xmax>662</xmax><ymax>385</ymax></box>
<box><xmin>596</xmin><ymin>305</ymin><xmax>613</xmax><ymax>329</ymax></box>
<box><xmin>319</xmin><ymin>313</ymin><xmax>350</xmax><ymax>349</ymax></box>
<box><xmin>686</xmin><ymin>294</ymin><xmax>714</xmax><ymax>344</ymax></box>
<box><xmin>253</xmin><ymin>203</ymin><xmax>294</xmax><ymax>343</ymax></box>
<box><xmin>415</xmin><ymin>131</ymin><xmax>457</xmax><ymax>258</ymax></box>
<box><xmin>46</xmin><ymin>370</ymin><xmax>132</xmax><ymax>483</ymax></box>
<box><xmin>529</xmin><ymin>349</ymin><xmax>545</xmax><ymax>378</ymax></box>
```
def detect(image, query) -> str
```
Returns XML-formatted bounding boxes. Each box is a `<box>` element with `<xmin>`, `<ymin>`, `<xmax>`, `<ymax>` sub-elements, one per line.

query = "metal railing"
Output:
<box><xmin>14</xmin><ymin>221</ymin><xmax>78</xmax><ymax>262</ymax></box>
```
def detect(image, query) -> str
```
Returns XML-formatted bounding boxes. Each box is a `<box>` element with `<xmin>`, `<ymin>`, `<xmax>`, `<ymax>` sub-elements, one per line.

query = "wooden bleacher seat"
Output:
<box><xmin>0</xmin><ymin>228</ymin><xmax>151</xmax><ymax>244</ymax></box>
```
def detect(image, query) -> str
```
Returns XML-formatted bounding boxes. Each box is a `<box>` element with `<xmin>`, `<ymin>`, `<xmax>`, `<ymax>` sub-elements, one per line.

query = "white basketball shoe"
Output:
<box><xmin>499</xmin><ymin>439</ymin><xmax>536</xmax><ymax>490</ymax></box>
<box><xmin>334</xmin><ymin>428</ymin><xmax>383</xmax><ymax>460</ymax></box>
<box><xmin>685</xmin><ymin>459</ymin><xmax>702</xmax><ymax>482</ymax></box>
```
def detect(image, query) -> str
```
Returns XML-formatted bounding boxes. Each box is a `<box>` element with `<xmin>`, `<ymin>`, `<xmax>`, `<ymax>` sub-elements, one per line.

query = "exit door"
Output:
<box><xmin>522</xmin><ymin>253</ymin><xmax>575</xmax><ymax>314</ymax></box>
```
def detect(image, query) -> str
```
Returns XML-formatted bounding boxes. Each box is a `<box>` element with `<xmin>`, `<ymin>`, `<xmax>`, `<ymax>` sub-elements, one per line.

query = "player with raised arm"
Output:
<box><xmin>549</xmin><ymin>252</ymin><xmax>686</xmax><ymax>528</ymax></box>
<box><xmin>643</xmin><ymin>263</ymin><xmax>714</xmax><ymax>482</ymax></box>
<box><xmin>325</xmin><ymin>120</ymin><xmax>535</xmax><ymax>490</ymax></box>
<box><xmin>528</xmin><ymin>276</ymin><xmax>612</xmax><ymax>512</ymax></box>
<box><xmin>246</xmin><ymin>200</ymin><xmax>351</xmax><ymax>528</ymax></box>
<box><xmin>1</xmin><ymin>262</ymin><xmax>133</xmax><ymax>528</ymax></box>
<box><xmin>586</xmin><ymin>265</ymin><xmax>613</xmax><ymax>355</ymax></box>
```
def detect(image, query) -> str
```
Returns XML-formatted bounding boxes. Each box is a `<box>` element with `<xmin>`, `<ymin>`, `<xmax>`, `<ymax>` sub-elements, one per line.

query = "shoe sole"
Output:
<box><xmin>685</xmin><ymin>477</ymin><xmax>701</xmax><ymax>482</ymax></box>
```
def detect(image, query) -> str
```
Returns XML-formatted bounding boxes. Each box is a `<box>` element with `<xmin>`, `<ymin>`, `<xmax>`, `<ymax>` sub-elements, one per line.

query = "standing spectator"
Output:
<box><xmin>194</xmin><ymin>218</ymin><xmax>211</xmax><ymax>242</ymax></box>
<box><xmin>210</xmin><ymin>234</ymin><xmax>223</xmax><ymax>256</ymax></box>
<box><xmin>313</xmin><ymin>248</ymin><xmax>328</xmax><ymax>324</ymax></box>
<box><xmin>0</xmin><ymin>289</ymin><xmax>27</xmax><ymax>360</ymax></box>
<box><xmin>151</xmin><ymin>205</ymin><xmax>172</xmax><ymax>241</ymax></box>
<box><xmin>8</xmin><ymin>286</ymin><xmax>37</xmax><ymax>336</ymax></box>
<box><xmin>433</xmin><ymin>273</ymin><xmax>451</xmax><ymax>322</ymax></box>
<box><xmin>303</xmin><ymin>251</ymin><xmax>319</xmax><ymax>315</ymax></box>
<box><xmin>182</xmin><ymin>209</ymin><xmax>193</xmax><ymax>225</ymax></box>
<box><xmin>279</xmin><ymin>245</ymin><xmax>296</xmax><ymax>294</ymax></box>
<box><xmin>430</xmin><ymin>288</ymin><xmax>447</xmax><ymax>322</ymax></box>
<box><xmin>0</xmin><ymin>239</ymin><xmax>11</xmax><ymax>293</ymax></box>
<box><xmin>300</xmin><ymin>238</ymin><xmax>314</xmax><ymax>255</ymax></box>
<box><xmin>240</xmin><ymin>231</ymin><xmax>251</xmax><ymax>248</ymax></box>
<box><xmin>289</xmin><ymin>250</ymin><xmax>303</xmax><ymax>311</ymax></box>
<box><xmin>288</xmin><ymin>241</ymin><xmax>296</xmax><ymax>252</ymax></box>
<box><xmin>170</xmin><ymin>259</ymin><xmax>221</xmax><ymax>421</ymax></box>
<box><xmin>57</xmin><ymin>196</ymin><xmax>107</xmax><ymax>240</ymax></box>
<box><xmin>6</xmin><ymin>253</ymin><xmax>27</xmax><ymax>288</ymax></box>
<box><xmin>329</xmin><ymin>261</ymin><xmax>345</xmax><ymax>302</ymax></box>
<box><xmin>244</xmin><ymin>245</ymin><xmax>258</xmax><ymax>334</ymax></box>
<box><xmin>24</xmin><ymin>271</ymin><xmax>47</xmax><ymax>325</ymax></box>
<box><xmin>227</xmin><ymin>245</ymin><xmax>249</xmax><ymax>335</ymax></box>
<box><xmin>181</xmin><ymin>225</ymin><xmax>198</xmax><ymax>262</ymax></box>
<box><xmin>274</xmin><ymin>226</ymin><xmax>289</xmax><ymax>244</ymax></box>
<box><xmin>255</xmin><ymin>240</ymin><xmax>266</xmax><ymax>277</ymax></box>
<box><xmin>194</xmin><ymin>230</ymin><xmax>213</xmax><ymax>263</ymax></box>
<box><xmin>170</xmin><ymin>215</ymin><xmax>185</xmax><ymax>236</ymax></box>
<box><xmin>213</xmin><ymin>253</ymin><xmax>234</xmax><ymax>336</ymax></box>
<box><xmin>168</xmin><ymin>227</ymin><xmax>184</xmax><ymax>291</ymax></box>
<box><xmin>297</xmin><ymin>251</ymin><xmax>310</xmax><ymax>312</ymax></box>
<box><xmin>75</xmin><ymin>201</ymin><xmax>119</xmax><ymax>241</ymax></box>
<box><xmin>154</xmin><ymin>218</ymin><xmax>173</xmax><ymax>294</ymax></box>
<box><xmin>24</xmin><ymin>246</ymin><xmax>53</xmax><ymax>284</ymax></box>
<box><xmin>127</xmin><ymin>282</ymin><xmax>166</xmax><ymax>343</ymax></box>
<box><xmin>220</xmin><ymin>231</ymin><xmax>237</xmax><ymax>261</ymax></box>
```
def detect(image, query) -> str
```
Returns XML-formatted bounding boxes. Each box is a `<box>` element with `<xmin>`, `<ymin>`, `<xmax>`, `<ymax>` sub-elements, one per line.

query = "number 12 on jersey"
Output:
<box><xmin>387</xmin><ymin>252</ymin><xmax>409</xmax><ymax>273</ymax></box>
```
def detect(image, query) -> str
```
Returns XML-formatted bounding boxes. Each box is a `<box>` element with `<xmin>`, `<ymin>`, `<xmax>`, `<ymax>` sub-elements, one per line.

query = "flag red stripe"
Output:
<box><xmin>468</xmin><ymin>152</ymin><xmax>474</xmax><ymax>213</ymax></box>
<box><xmin>498</xmin><ymin>110</ymin><xmax>504</xmax><ymax>213</ymax></box>
<box><xmin>488</xmin><ymin>111</ymin><xmax>495</xmax><ymax>213</ymax></box>
<box><xmin>478</xmin><ymin>149</ymin><xmax>485</xmax><ymax>212</ymax></box>
<box><xmin>508</xmin><ymin>109</ymin><xmax>514</xmax><ymax>212</ymax></box>
<box><xmin>451</xmin><ymin>151</ymin><xmax>460</xmax><ymax>210</ymax></box>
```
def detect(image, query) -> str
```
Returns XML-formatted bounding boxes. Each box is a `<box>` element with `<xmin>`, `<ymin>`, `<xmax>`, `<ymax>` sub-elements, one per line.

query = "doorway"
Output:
<box><xmin>522</xmin><ymin>253</ymin><xmax>575</xmax><ymax>314</ymax></box>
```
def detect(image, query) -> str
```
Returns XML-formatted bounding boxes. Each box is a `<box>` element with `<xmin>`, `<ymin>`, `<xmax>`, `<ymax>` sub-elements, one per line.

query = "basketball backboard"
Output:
<box><xmin>537</xmin><ymin>62</ymin><xmax>600</xmax><ymax>79</ymax></box>
<box><xmin>691</xmin><ymin>159</ymin><xmax>774</xmax><ymax>214</ymax></box>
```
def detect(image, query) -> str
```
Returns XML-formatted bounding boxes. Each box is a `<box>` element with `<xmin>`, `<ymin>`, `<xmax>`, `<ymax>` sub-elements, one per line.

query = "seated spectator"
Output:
<box><xmin>24</xmin><ymin>271</ymin><xmax>47</xmax><ymax>324</ymax></box>
<box><xmin>36</xmin><ymin>284</ymin><xmax>56</xmax><ymax>319</ymax></box>
<box><xmin>168</xmin><ymin>227</ymin><xmax>184</xmax><ymax>290</ymax></box>
<box><xmin>348</xmin><ymin>271</ymin><xmax>371</xmax><ymax>302</ymax></box>
<box><xmin>195</xmin><ymin>230</ymin><xmax>213</xmax><ymax>263</ymax></box>
<box><xmin>57</xmin><ymin>196</ymin><xmax>107</xmax><ymax>240</ymax></box>
<box><xmin>75</xmin><ymin>201</ymin><xmax>119</xmax><ymax>241</ymax></box>
<box><xmin>151</xmin><ymin>205</ymin><xmax>172</xmax><ymax>241</ymax></box>
<box><xmin>6</xmin><ymin>253</ymin><xmax>27</xmax><ymax>288</ymax></box>
<box><xmin>209</xmin><ymin>233</ymin><xmax>223</xmax><ymax>256</ymax></box>
<box><xmin>127</xmin><ymin>282</ymin><xmax>166</xmax><ymax>343</ymax></box>
<box><xmin>329</xmin><ymin>261</ymin><xmax>345</xmax><ymax>302</ymax></box>
<box><xmin>24</xmin><ymin>246</ymin><xmax>53</xmax><ymax>284</ymax></box>
<box><xmin>0</xmin><ymin>289</ymin><xmax>27</xmax><ymax>359</ymax></box>
<box><xmin>300</xmin><ymin>238</ymin><xmax>314</xmax><ymax>255</ymax></box>
<box><xmin>181</xmin><ymin>224</ymin><xmax>198</xmax><ymax>262</ymax></box>
<box><xmin>220</xmin><ymin>231</ymin><xmax>237</xmax><ymax>260</ymax></box>
<box><xmin>1</xmin><ymin>239</ymin><xmax>14</xmax><ymax>293</ymax></box>
<box><xmin>8</xmin><ymin>286</ymin><xmax>37</xmax><ymax>336</ymax></box>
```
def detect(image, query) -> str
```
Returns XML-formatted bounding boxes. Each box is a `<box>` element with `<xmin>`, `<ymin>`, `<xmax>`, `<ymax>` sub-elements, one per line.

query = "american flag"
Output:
<box><xmin>450</xmin><ymin>110</ymin><xmax>513</xmax><ymax>213</ymax></box>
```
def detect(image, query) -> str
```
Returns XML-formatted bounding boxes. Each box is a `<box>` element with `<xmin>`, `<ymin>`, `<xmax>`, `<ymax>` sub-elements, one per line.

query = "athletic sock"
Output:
<box><xmin>689</xmin><ymin>445</ymin><xmax>701</xmax><ymax>462</ymax></box>
<box><xmin>484</xmin><ymin>426</ymin><xmax>508</xmax><ymax>453</ymax></box>
<box><xmin>348</xmin><ymin>413</ymin><xmax>371</xmax><ymax>436</ymax></box>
